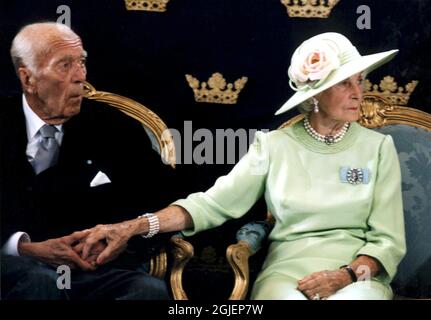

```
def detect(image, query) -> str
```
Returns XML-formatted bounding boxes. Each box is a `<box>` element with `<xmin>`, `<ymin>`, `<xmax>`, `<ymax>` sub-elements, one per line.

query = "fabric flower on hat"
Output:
<box><xmin>288</xmin><ymin>39</ymin><xmax>341</xmax><ymax>91</ymax></box>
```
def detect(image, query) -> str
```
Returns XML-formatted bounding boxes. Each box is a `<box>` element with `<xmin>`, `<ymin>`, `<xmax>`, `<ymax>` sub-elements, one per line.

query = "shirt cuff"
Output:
<box><xmin>2</xmin><ymin>232</ymin><xmax>31</xmax><ymax>256</ymax></box>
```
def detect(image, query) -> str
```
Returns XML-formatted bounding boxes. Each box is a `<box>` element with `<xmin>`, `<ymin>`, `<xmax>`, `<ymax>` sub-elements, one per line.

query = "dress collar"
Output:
<box><xmin>287</xmin><ymin>118</ymin><xmax>361</xmax><ymax>154</ymax></box>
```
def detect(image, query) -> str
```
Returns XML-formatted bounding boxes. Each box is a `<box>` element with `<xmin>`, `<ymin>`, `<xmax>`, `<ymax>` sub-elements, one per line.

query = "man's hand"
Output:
<box><xmin>297</xmin><ymin>269</ymin><xmax>352</xmax><ymax>300</ymax></box>
<box><xmin>18</xmin><ymin>231</ymin><xmax>96</xmax><ymax>271</ymax></box>
<box><xmin>81</xmin><ymin>219</ymin><xmax>142</xmax><ymax>265</ymax></box>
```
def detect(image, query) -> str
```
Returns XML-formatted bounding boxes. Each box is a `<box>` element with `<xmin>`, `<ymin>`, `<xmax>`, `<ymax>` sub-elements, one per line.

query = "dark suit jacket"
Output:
<box><xmin>0</xmin><ymin>96</ymin><xmax>177</xmax><ymax>260</ymax></box>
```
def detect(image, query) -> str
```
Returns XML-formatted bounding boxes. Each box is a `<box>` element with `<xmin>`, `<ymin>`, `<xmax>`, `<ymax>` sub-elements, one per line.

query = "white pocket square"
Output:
<box><xmin>90</xmin><ymin>171</ymin><xmax>111</xmax><ymax>187</ymax></box>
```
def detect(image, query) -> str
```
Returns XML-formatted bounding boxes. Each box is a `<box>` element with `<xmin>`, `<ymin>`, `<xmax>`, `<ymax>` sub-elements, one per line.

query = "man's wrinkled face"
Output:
<box><xmin>30</xmin><ymin>36</ymin><xmax>87</xmax><ymax>124</ymax></box>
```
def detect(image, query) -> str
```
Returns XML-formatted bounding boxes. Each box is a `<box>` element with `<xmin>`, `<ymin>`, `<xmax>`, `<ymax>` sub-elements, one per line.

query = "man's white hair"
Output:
<box><xmin>10</xmin><ymin>22</ymin><xmax>80</xmax><ymax>76</ymax></box>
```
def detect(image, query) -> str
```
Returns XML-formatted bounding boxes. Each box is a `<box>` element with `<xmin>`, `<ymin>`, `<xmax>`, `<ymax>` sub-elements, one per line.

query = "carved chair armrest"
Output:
<box><xmin>169</xmin><ymin>233</ymin><xmax>194</xmax><ymax>300</ymax></box>
<box><xmin>149</xmin><ymin>247</ymin><xmax>168</xmax><ymax>280</ymax></box>
<box><xmin>226</xmin><ymin>221</ymin><xmax>272</xmax><ymax>300</ymax></box>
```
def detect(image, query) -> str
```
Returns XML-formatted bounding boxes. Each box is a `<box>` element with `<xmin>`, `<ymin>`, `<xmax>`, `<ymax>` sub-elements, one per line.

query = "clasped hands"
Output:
<box><xmin>75</xmin><ymin>220</ymin><xmax>136</xmax><ymax>267</ymax></box>
<box><xmin>72</xmin><ymin>219</ymin><xmax>138</xmax><ymax>269</ymax></box>
<box><xmin>19</xmin><ymin>220</ymin><xmax>136</xmax><ymax>271</ymax></box>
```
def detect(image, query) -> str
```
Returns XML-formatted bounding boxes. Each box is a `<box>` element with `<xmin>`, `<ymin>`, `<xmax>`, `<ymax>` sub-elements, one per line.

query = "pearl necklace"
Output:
<box><xmin>303</xmin><ymin>117</ymin><xmax>350</xmax><ymax>145</ymax></box>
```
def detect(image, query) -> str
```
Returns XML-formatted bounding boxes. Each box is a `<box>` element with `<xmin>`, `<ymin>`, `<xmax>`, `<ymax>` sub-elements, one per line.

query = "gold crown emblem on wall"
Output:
<box><xmin>364</xmin><ymin>76</ymin><xmax>418</xmax><ymax>106</ymax></box>
<box><xmin>124</xmin><ymin>0</ymin><xmax>170</xmax><ymax>12</ymax></box>
<box><xmin>281</xmin><ymin>0</ymin><xmax>341</xmax><ymax>18</ymax></box>
<box><xmin>185</xmin><ymin>73</ymin><xmax>248</xmax><ymax>104</ymax></box>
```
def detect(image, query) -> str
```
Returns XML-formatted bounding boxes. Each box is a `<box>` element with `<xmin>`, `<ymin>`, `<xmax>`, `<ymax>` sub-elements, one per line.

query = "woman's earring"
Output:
<box><xmin>313</xmin><ymin>98</ymin><xmax>319</xmax><ymax>113</ymax></box>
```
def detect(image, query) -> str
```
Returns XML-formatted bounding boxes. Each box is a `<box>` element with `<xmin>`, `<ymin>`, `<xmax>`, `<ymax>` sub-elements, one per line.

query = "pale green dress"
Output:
<box><xmin>173</xmin><ymin>120</ymin><xmax>406</xmax><ymax>300</ymax></box>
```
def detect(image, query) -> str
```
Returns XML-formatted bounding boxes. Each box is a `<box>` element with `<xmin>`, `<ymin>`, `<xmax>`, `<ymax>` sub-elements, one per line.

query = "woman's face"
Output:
<box><xmin>315</xmin><ymin>73</ymin><xmax>364</xmax><ymax>123</ymax></box>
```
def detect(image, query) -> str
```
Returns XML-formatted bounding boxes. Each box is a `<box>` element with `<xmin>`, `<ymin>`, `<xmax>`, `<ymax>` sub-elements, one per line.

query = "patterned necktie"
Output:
<box><xmin>30</xmin><ymin>124</ymin><xmax>60</xmax><ymax>174</ymax></box>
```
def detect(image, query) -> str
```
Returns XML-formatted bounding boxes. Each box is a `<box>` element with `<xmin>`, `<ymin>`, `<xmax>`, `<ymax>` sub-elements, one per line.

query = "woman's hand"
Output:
<box><xmin>80</xmin><ymin>219</ymin><xmax>143</xmax><ymax>265</ymax></box>
<box><xmin>297</xmin><ymin>269</ymin><xmax>352</xmax><ymax>300</ymax></box>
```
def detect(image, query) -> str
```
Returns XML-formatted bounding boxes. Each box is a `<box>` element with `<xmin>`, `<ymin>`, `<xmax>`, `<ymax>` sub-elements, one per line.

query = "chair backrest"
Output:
<box><xmin>83</xmin><ymin>82</ymin><xmax>176</xmax><ymax>169</ymax></box>
<box><xmin>364</xmin><ymin>98</ymin><xmax>431</xmax><ymax>298</ymax></box>
<box><xmin>279</xmin><ymin>90</ymin><xmax>431</xmax><ymax>298</ymax></box>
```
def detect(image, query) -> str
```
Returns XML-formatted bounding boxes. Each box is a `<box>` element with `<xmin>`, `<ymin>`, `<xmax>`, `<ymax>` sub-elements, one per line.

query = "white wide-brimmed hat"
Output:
<box><xmin>275</xmin><ymin>32</ymin><xmax>398</xmax><ymax>115</ymax></box>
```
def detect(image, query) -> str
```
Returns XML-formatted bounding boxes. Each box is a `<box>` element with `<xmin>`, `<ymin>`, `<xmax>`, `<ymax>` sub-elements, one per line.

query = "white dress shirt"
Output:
<box><xmin>23</xmin><ymin>95</ymin><xmax>64</xmax><ymax>161</ymax></box>
<box><xmin>2</xmin><ymin>95</ymin><xmax>64</xmax><ymax>256</ymax></box>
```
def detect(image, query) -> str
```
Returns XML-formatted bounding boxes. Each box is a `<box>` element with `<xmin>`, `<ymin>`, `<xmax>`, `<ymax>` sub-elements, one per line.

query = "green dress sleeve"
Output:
<box><xmin>357</xmin><ymin>135</ymin><xmax>407</xmax><ymax>282</ymax></box>
<box><xmin>172</xmin><ymin>131</ymin><xmax>270</xmax><ymax>236</ymax></box>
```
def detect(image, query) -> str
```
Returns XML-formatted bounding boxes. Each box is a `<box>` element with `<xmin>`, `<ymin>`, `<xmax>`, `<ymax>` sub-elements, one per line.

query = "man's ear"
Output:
<box><xmin>18</xmin><ymin>67</ymin><xmax>36</xmax><ymax>94</ymax></box>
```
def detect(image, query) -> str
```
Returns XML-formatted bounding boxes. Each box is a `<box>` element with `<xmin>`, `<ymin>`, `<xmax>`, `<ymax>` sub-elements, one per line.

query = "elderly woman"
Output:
<box><xmin>81</xmin><ymin>33</ymin><xmax>406</xmax><ymax>300</ymax></box>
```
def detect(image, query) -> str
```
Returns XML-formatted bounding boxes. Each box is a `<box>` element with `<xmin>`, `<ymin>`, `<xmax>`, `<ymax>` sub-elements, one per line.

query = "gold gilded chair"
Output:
<box><xmin>83</xmin><ymin>82</ymin><xmax>194</xmax><ymax>300</ymax></box>
<box><xmin>226</xmin><ymin>77</ymin><xmax>431</xmax><ymax>299</ymax></box>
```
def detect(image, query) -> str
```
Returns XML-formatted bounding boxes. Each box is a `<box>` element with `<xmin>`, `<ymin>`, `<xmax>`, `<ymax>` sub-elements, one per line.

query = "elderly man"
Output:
<box><xmin>0</xmin><ymin>22</ymin><xmax>172</xmax><ymax>299</ymax></box>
